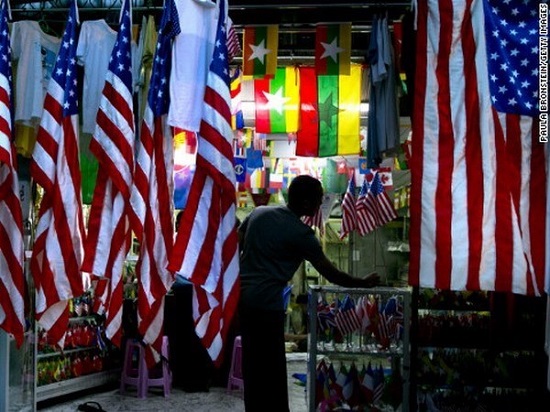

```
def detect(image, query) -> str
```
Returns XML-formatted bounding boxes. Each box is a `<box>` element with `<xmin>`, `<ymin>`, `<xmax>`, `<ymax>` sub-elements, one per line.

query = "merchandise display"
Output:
<box><xmin>35</xmin><ymin>293</ymin><xmax>121</xmax><ymax>405</ymax></box>
<box><xmin>413</xmin><ymin>289</ymin><xmax>548</xmax><ymax>411</ymax></box>
<box><xmin>307</xmin><ymin>285</ymin><xmax>411</xmax><ymax>412</ymax></box>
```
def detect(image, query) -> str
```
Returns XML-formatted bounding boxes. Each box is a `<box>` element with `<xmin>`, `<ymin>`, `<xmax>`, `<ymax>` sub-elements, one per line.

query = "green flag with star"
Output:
<box><xmin>296</xmin><ymin>63</ymin><xmax>362</xmax><ymax>157</ymax></box>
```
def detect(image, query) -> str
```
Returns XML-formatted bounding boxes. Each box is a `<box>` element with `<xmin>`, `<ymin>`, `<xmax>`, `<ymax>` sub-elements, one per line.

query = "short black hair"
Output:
<box><xmin>288</xmin><ymin>175</ymin><xmax>323</xmax><ymax>207</ymax></box>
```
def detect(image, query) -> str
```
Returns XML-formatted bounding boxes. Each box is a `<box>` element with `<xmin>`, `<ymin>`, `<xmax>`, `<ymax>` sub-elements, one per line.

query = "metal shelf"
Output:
<box><xmin>36</xmin><ymin>369</ymin><xmax>120</xmax><ymax>402</ymax></box>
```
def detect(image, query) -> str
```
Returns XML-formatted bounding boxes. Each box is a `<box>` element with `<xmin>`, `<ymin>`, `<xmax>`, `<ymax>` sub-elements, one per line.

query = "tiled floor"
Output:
<box><xmin>38</xmin><ymin>353</ymin><xmax>309</xmax><ymax>412</ymax></box>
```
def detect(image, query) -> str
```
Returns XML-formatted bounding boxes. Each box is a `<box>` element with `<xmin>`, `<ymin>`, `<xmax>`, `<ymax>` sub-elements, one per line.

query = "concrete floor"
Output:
<box><xmin>38</xmin><ymin>353</ymin><xmax>309</xmax><ymax>412</ymax></box>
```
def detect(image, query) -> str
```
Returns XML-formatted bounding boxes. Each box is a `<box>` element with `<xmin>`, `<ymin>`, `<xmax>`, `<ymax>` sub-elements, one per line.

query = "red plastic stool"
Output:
<box><xmin>143</xmin><ymin>336</ymin><xmax>172</xmax><ymax>397</ymax></box>
<box><xmin>120</xmin><ymin>339</ymin><xmax>147</xmax><ymax>398</ymax></box>
<box><xmin>227</xmin><ymin>335</ymin><xmax>244</xmax><ymax>394</ymax></box>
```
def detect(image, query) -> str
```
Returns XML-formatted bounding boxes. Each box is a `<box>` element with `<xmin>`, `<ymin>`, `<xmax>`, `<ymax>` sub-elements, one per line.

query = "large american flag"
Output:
<box><xmin>129</xmin><ymin>0</ymin><xmax>179</xmax><ymax>366</ymax></box>
<box><xmin>0</xmin><ymin>0</ymin><xmax>25</xmax><ymax>347</ymax></box>
<box><xmin>168</xmin><ymin>0</ymin><xmax>239</xmax><ymax>367</ymax></box>
<box><xmin>339</xmin><ymin>175</ymin><xmax>357</xmax><ymax>239</ymax></box>
<box><xmin>409</xmin><ymin>0</ymin><xmax>548</xmax><ymax>295</ymax></box>
<box><xmin>81</xmin><ymin>0</ymin><xmax>134</xmax><ymax>347</ymax></box>
<box><xmin>30</xmin><ymin>0</ymin><xmax>86</xmax><ymax>349</ymax></box>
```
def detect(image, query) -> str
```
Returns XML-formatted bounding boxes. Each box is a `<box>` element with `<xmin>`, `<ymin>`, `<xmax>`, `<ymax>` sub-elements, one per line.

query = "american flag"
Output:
<box><xmin>129</xmin><ymin>0</ymin><xmax>179</xmax><ymax>366</ymax></box>
<box><xmin>484</xmin><ymin>0</ymin><xmax>539</xmax><ymax>116</ymax></box>
<box><xmin>355</xmin><ymin>179</ymin><xmax>377</xmax><ymax>236</ymax></box>
<box><xmin>302</xmin><ymin>205</ymin><xmax>324</xmax><ymax>235</ymax></box>
<box><xmin>168</xmin><ymin>0</ymin><xmax>239</xmax><ymax>367</ymax></box>
<box><xmin>409</xmin><ymin>0</ymin><xmax>547</xmax><ymax>295</ymax></box>
<box><xmin>81</xmin><ymin>0</ymin><xmax>134</xmax><ymax>347</ymax></box>
<box><xmin>339</xmin><ymin>175</ymin><xmax>357</xmax><ymax>239</ymax></box>
<box><xmin>334</xmin><ymin>295</ymin><xmax>361</xmax><ymax>336</ymax></box>
<box><xmin>226</xmin><ymin>16</ymin><xmax>242</xmax><ymax>63</ymax></box>
<box><xmin>0</xmin><ymin>0</ymin><xmax>25</xmax><ymax>347</ymax></box>
<box><xmin>368</xmin><ymin>172</ymin><xmax>397</xmax><ymax>228</ymax></box>
<box><xmin>373</xmin><ymin>364</ymin><xmax>385</xmax><ymax>403</ymax></box>
<box><xmin>30</xmin><ymin>0</ymin><xmax>85</xmax><ymax>349</ymax></box>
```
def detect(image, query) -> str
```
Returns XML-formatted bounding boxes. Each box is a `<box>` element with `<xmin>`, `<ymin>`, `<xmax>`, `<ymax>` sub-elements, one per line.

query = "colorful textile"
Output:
<box><xmin>254</xmin><ymin>67</ymin><xmax>299</xmax><ymax>133</ymax></box>
<box><xmin>243</xmin><ymin>25</ymin><xmax>278</xmax><ymax>76</ymax></box>
<box><xmin>315</xmin><ymin>23</ymin><xmax>351</xmax><ymax>75</ymax></box>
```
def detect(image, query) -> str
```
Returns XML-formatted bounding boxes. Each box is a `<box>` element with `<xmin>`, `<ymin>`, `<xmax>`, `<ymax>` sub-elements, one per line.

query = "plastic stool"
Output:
<box><xmin>120</xmin><ymin>339</ymin><xmax>147</xmax><ymax>398</ymax></box>
<box><xmin>143</xmin><ymin>336</ymin><xmax>172</xmax><ymax>397</ymax></box>
<box><xmin>227</xmin><ymin>335</ymin><xmax>244</xmax><ymax>394</ymax></box>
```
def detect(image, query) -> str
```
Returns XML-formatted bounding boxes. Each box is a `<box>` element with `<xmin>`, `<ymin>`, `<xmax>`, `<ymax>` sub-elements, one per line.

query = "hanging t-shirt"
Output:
<box><xmin>10</xmin><ymin>21</ymin><xmax>61</xmax><ymax>156</ymax></box>
<box><xmin>167</xmin><ymin>0</ymin><xmax>218</xmax><ymax>132</ymax></box>
<box><xmin>76</xmin><ymin>19</ymin><xmax>142</xmax><ymax>135</ymax></box>
<box><xmin>10</xmin><ymin>20</ymin><xmax>60</xmax><ymax>123</ymax></box>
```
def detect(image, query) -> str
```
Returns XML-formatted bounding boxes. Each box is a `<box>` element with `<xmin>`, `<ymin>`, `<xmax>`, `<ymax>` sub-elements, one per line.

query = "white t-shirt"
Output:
<box><xmin>10</xmin><ymin>20</ymin><xmax>61</xmax><ymax>124</ymax></box>
<box><xmin>167</xmin><ymin>0</ymin><xmax>218</xmax><ymax>132</ymax></box>
<box><xmin>76</xmin><ymin>19</ymin><xmax>142</xmax><ymax>135</ymax></box>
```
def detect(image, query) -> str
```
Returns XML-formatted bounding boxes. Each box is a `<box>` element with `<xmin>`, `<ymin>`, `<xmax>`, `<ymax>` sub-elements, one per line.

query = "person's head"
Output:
<box><xmin>287</xmin><ymin>175</ymin><xmax>323</xmax><ymax>217</ymax></box>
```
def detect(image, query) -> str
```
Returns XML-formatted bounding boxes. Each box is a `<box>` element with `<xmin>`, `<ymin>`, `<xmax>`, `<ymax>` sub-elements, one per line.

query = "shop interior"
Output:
<box><xmin>0</xmin><ymin>1</ymin><xmax>548</xmax><ymax>412</ymax></box>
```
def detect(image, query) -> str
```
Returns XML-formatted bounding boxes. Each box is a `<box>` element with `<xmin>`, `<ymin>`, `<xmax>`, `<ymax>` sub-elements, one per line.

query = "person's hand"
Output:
<box><xmin>361</xmin><ymin>272</ymin><xmax>380</xmax><ymax>288</ymax></box>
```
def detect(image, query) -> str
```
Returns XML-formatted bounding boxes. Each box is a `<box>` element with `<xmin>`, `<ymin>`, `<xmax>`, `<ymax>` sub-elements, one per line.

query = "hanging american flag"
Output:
<box><xmin>81</xmin><ymin>0</ymin><xmax>134</xmax><ymax>347</ymax></box>
<box><xmin>355</xmin><ymin>179</ymin><xmax>377</xmax><ymax>236</ymax></box>
<box><xmin>129</xmin><ymin>0</ymin><xmax>179</xmax><ymax>366</ymax></box>
<box><xmin>168</xmin><ymin>0</ymin><xmax>239</xmax><ymax>367</ymax></box>
<box><xmin>226</xmin><ymin>16</ymin><xmax>242</xmax><ymax>63</ymax></box>
<box><xmin>30</xmin><ymin>0</ymin><xmax>85</xmax><ymax>349</ymax></box>
<box><xmin>409</xmin><ymin>0</ymin><xmax>548</xmax><ymax>295</ymax></box>
<box><xmin>340</xmin><ymin>175</ymin><xmax>357</xmax><ymax>239</ymax></box>
<box><xmin>0</xmin><ymin>0</ymin><xmax>25</xmax><ymax>347</ymax></box>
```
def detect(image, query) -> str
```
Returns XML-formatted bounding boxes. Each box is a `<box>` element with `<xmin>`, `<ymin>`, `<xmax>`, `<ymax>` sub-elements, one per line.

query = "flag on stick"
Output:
<box><xmin>81</xmin><ymin>0</ymin><xmax>134</xmax><ymax>347</ymax></box>
<box><xmin>0</xmin><ymin>0</ymin><xmax>26</xmax><ymax>347</ymax></box>
<box><xmin>340</xmin><ymin>175</ymin><xmax>357</xmax><ymax>239</ymax></box>
<box><xmin>168</xmin><ymin>0</ymin><xmax>239</xmax><ymax>367</ymax></box>
<box><xmin>129</xmin><ymin>0</ymin><xmax>179</xmax><ymax>366</ymax></box>
<box><xmin>355</xmin><ymin>179</ymin><xmax>376</xmax><ymax>236</ymax></box>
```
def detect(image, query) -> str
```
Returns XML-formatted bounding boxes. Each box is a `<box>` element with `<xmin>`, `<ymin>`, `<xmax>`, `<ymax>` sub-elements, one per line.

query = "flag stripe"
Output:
<box><xmin>296</xmin><ymin>67</ymin><xmax>319</xmax><ymax>156</ymax></box>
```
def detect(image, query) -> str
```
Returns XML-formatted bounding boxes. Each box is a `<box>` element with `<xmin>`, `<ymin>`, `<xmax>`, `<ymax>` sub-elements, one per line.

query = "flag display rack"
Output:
<box><xmin>307</xmin><ymin>285</ymin><xmax>411</xmax><ymax>412</ymax></box>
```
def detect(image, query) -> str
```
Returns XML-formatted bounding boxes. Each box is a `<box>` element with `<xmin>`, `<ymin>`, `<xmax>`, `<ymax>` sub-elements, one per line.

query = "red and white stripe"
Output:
<box><xmin>130</xmin><ymin>110</ymin><xmax>175</xmax><ymax>365</ymax></box>
<box><xmin>409</xmin><ymin>0</ymin><xmax>548</xmax><ymax>295</ymax></box>
<box><xmin>82</xmin><ymin>0</ymin><xmax>134</xmax><ymax>347</ymax></box>
<box><xmin>226</xmin><ymin>16</ymin><xmax>241</xmax><ymax>63</ymax></box>
<box><xmin>355</xmin><ymin>180</ymin><xmax>377</xmax><ymax>236</ymax></box>
<box><xmin>302</xmin><ymin>206</ymin><xmax>324</xmax><ymax>235</ymax></box>
<box><xmin>0</xmin><ymin>0</ymin><xmax>25</xmax><ymax>345</ymax></box>
<box><xmin>168</xmin><ymin>0</ymin><xmax>239</xmax><ymax>367</ymax></box>
<box><xmin>340</xmin><ymin>175</ymin><xmax>357</xmax><ymax>239</ymax></box>
<box><xmin>30</xmin><ymin>0</ymin><xmax>86</xmax><ymax>349</ymax></box>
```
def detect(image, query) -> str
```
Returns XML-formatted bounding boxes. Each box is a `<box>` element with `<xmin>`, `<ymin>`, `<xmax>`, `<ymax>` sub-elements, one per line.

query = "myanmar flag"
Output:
<box><xmin>243</xmin><ymin>25</ymin><xmax>278</xmax><ymax>76</ymax></box>
<box><xmin>296</xmin><ymin>64</ymin><xmax>362</xmax><ymax>158</ymax></box>
<box><xmin>315</xmin><ymin>23</ymin><xmax>351</xmax><ymax>75</ymax></box>
<box><xmin>254</xmin><ymin>67</ymin><xmax>299</xmax><ymax>133</ymax></box>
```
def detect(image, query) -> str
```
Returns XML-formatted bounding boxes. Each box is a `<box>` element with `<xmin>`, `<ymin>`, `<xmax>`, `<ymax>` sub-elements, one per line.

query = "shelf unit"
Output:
<box><xmin>34</xmin><ymin>307</ymin><xmax>121</xmax><ymax>406</ymax></box>
<box><xmin>307</xmin><ymin>285</ymin><xmax>411</xmax><ymax>412</ymax></box>
<box><xmin>411</xmin><ymin>288</ymin><xmax>549</xmax><ymax>411</ymax></box>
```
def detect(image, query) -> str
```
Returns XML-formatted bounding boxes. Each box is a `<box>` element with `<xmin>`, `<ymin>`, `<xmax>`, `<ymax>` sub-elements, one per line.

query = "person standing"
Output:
<box><xmin>238</xmin><ymin>175</ymin><xmax>379</xmax><ymax>411</ymax></box>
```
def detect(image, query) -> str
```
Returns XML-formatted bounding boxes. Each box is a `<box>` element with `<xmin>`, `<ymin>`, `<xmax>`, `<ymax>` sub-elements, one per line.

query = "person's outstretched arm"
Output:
<box><xmin>311</xmin><ymin>255</ymin><xmax>380</xmax><ymax>288</ymax></box>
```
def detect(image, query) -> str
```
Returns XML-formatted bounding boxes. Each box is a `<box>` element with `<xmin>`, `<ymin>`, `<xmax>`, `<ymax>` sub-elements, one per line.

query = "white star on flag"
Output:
<box><xmin>320</xmin><ymin>38</ymin><xmax>344</xmax><ymax>62</ymax></box>
<box><xmin>262</xmin><ymin>87</ymin><xmax>290</xmax><ymax>114</ymax></box>
<box><xmin>248</xmin><ymin>39</ymin><xmax>271</xmax><ymax>64</ymax></box>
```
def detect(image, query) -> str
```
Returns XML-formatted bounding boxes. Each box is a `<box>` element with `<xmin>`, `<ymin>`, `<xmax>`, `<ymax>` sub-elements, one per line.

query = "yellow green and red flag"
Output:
<box><xmin>315</xmin><ymin>23</ymin><xmax>351</xmax><ymax>75</ymax></box>
<box><xmin>254</xmin><ymin>67</ymin><xmax>299</xmax><ymax>133</ymax></box>
<box><xmin>243</xmin><ymin>25</ymin><xmax>278</xmax><ymax>76</ymax></box>
<box><xmin>296</xmin><ymin>63</ymin><xmax>362</xmax><ymax>157</ymax></box>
